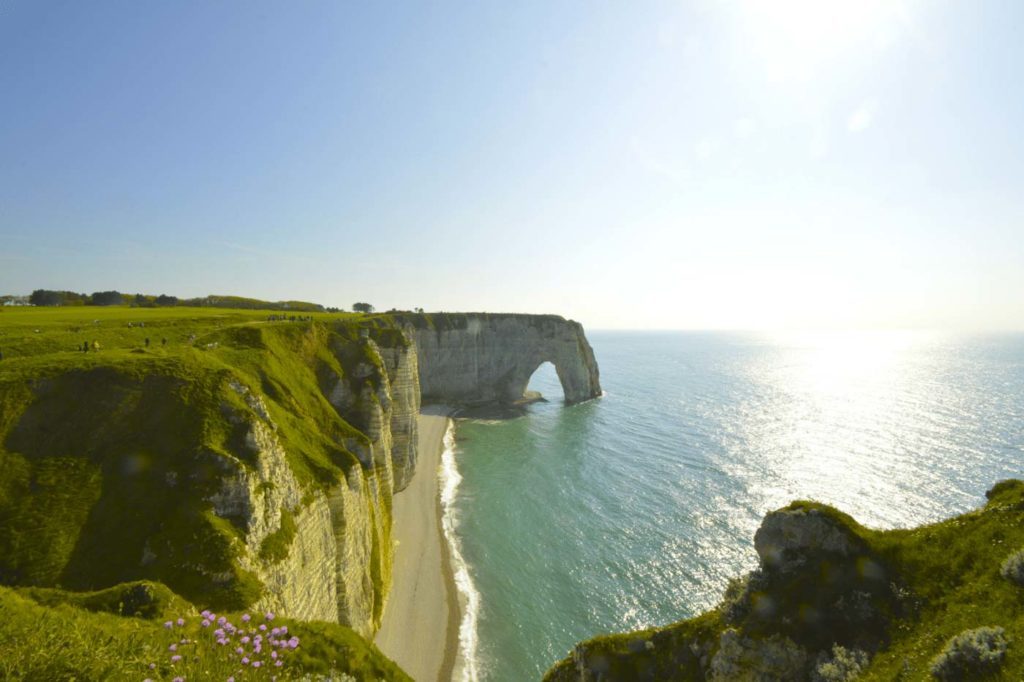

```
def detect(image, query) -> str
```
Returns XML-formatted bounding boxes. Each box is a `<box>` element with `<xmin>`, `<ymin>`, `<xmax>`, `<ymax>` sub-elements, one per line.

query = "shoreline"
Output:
<box><xmin>437</xmin><ymin>422</ymin><xmax>461</xmax><ymax>682</ymax></box>
<box><xmin>375</xmin><ymin>405</ymin><xmax>460</xmax><ymax>682</ymax></box>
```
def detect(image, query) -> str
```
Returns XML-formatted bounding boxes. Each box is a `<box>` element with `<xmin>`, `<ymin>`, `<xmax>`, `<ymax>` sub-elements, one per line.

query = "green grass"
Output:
<box><xmin>16</xmin><ymin>580</ymin><xmax>189</xmax><ymax>619</ymax></box>
<box><xmin>0</xmin><ymin>305</ymin><xmax>402</xmax><ymax>616</ymax></box>
<box><xmin>259</xmin><ymin>509</ymin><xmax>298</xmax><ymax>563</ymax></box>
<box><xmin>545</xmin><ymin>480</ymin><xmax>1024</xmax><ymax>681</ymax></box>
<box><xmin>0</xmin><ymin>583</ymin><xmax>412</xmax><ymax>681</ymax></box>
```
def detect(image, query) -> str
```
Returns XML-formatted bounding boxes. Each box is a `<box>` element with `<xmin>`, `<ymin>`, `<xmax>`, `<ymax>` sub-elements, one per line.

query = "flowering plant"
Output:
<box><xmin>142</xmin><ymin>610</ymin><xmax>299</xmax><ymax>681</ymax></box>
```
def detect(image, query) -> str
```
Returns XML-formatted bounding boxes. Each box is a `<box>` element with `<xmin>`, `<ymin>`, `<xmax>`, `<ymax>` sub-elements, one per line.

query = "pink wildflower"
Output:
<box><xmin>252</xmin><ymin>661</ymin><xmax>262</xmax><ymax>668</ymax></box>
<box><xmin>164</xmin><ymin>621</ymin><xmax>173</xmax><ymax>629</ymax></box>
<box><xmin>169</xmin><ymin>644</ymin><xmax>177</xmax><ymax>652</ymax></box>
<box><xmin>242</xmin><ymin>657</ymin><xmax>249</xmax><ymax>665</ymax></box>
<box><xmin>176</xmin><ymin>618</ymin><xmax>185</xmax><ymax>626</ymax></box>
<box><xmin>241</xmin><ymin>613</ymin><xmax>251</xmax><ymax>623</ymax></box>
<box><xmin>265</xmin><ymin>612</ymin><xmax>275</xmax><ymax>621</ymax></box>
<box><xmin>170</xmin><ymin>655</ymin><xmax>182</xmax><ymax>663</ymax></box>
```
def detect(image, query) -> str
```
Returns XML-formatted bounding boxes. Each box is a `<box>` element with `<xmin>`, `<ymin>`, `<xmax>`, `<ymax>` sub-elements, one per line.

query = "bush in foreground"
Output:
<box><xmin>811</xmin><ymin>644</ymin><xmax>869</xmax><ymax>682</ymax></box>
<box><xmin>929</xmin><ymin>626</ymin><xmax>1008</xmax><ymax>680</ymax></box>
<box><xmin>1001</xmin><ymin>549</ymin><xmax>1024</xmax><ymax>587</ymax></box>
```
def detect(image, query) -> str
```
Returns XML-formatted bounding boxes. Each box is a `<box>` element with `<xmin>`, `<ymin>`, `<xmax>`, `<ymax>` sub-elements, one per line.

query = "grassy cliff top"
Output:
<box><xmin>365</xmin><ymin>310</ymin><xmax>576</xmax><ymax>333</ymax></box>
<box><xmin>0</xmin><ymin>305</ymin><xmax>405</xmax><ymax>611</ymax></box>
<box><xmin>0</xmin><ymin>305</ymin><xmax>359</xmax><ymax>359</ymax></box>
<box><xmin>546</xmin><ymin>479</ymin><xmax>1024</xmax><ymax>681</ymax></box>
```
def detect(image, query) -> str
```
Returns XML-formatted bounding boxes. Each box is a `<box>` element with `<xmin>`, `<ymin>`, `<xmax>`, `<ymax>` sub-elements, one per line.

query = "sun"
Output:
<box><xmin>735</xmin><ymin>0</ymin><xmax>908</xmax><ymax>82</ymax></box>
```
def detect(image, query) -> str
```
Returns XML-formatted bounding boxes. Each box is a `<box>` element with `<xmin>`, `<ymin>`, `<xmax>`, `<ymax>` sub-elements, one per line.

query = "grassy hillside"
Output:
<box><xmin>0</xmin><ymin>305</ymin><xmax>419</xmax><ymax>678</ymax></box>
<box><xmin>546</xmin><ymin>480</ymin><xmax>1024</xmax><ymax>681</ymax></box>
<box><xmin>0</xmin><ymin>305</ymin><xmax>410</xmax><ymax>617</ymax></box>
<box><xmin>0</xmin><ymin>582</ymin><xmax>411</xmax><ymax>680</ymax></box>
<box><xmin>0</xmin><ymin>305</ymin><xmax>354</xmax><ymax>360</ymax></box>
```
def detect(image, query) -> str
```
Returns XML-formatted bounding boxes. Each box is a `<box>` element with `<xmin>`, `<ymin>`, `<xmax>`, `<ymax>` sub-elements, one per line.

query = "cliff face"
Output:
<box><xmin>0</xmin><ymin>310</ymin><xmax>602</xmax><ymax>644</ymax></box>
<box><xmin>545</xmin><ymin>480</ymin><xmax>1024</xmax><ymax>682</ymax></box>
<box><xmin>0</xmin><ymin>319</ymin><xmax>421</xmax><ymax>639</ymax></box>
<box><xmin>402</xmin><ymin>313</ymin><xmax>602</xmax><ymax>405</ymax></box>
<box><xmin>199</xmin><ymin>326</ymin><xmax>427</xmax><ymax>635</ymax></box>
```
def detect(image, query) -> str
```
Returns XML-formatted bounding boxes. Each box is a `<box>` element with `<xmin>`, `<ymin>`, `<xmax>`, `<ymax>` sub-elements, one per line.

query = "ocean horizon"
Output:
<box><xmin>441</xmin><ymin>330</ymin><xmax>1024</xmax><ymax>681</ymax></box>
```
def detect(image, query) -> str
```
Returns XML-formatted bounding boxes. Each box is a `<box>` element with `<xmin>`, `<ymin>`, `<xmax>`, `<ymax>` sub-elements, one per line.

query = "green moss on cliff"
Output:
<box><xmin>0</xmin><ymin>306</ymin><xmax>402</xmax><ymax>619</ymax></box>
<box><xmin>546</xmin><ymin>480</ymin><xmax>1024</xmax><ymax>681</ymax></box>
<box><xmin>259</xmin><ymin>509</ymin><xmax>298</xmax><ymax>564</ymax></box>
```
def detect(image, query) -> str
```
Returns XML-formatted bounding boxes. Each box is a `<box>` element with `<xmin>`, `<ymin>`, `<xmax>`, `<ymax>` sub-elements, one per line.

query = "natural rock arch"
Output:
<box><xmin>523</xmin><ymin>361</ymin><xmax>564</xmax><ymax>401</ymax></box>
<box><xmin>404</xmin><ymin>313</ymin><xmax>602</xmax><ymax>405</ymax></box>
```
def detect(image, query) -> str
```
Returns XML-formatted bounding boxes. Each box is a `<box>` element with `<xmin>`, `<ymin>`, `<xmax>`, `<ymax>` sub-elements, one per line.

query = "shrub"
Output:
<box><xmin>812</xmin><ymin>645</ymin><xmax>869</xmax><ymax>682</ymax></box>
<box><xmin>1000</xmin><ymin>549</ymin><xmax>1024</xmax><ymax>587</ymax></box>
<box><xmin>929</xmin><ymin>626</ymin><xmax>1008</xmax><ymax>680</ymax></box>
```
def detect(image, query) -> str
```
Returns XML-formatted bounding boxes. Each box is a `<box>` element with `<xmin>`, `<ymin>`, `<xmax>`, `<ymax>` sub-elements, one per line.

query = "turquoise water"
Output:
<box><xmin>444</xmin><ymin>331</ymin><xmax>1024</xmax><ymax>681</ymax></box>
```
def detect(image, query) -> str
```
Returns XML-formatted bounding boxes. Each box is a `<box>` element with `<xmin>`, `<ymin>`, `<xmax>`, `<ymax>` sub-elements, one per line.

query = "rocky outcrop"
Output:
<box><xmin>753</xmin><ymin>506</ymin><xmax>865</xmax><ymax>572</ymax></box>
<box><xmin>403</xmin><ymin>313</ymin><xmax>602</xmax><ymax>405</ymax></box>
<box><xmin>545</xmin><ymin>501</ymin><xmax>904</xmax><ymax>682</ymax></box>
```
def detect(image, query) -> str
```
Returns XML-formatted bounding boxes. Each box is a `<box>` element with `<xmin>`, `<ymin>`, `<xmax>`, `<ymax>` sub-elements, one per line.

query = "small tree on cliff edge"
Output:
<box><xmin>353</xmin><ymin>302</ymin><xmax>374</xmax><ymax>313</ymax></box>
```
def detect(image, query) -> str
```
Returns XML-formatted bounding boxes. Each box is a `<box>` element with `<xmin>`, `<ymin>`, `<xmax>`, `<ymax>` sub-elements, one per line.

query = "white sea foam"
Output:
<box><xmin>439</xmin><ymin>419</ymin><xmax>482</xmax><ymax>682</ymax></box>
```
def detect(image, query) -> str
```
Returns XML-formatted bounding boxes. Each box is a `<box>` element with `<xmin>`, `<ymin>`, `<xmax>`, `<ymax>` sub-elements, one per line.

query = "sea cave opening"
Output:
<box><xmin>525</xmin><ymin>361</ymin><xmax>564</xmax><ymax>403</ymax></box>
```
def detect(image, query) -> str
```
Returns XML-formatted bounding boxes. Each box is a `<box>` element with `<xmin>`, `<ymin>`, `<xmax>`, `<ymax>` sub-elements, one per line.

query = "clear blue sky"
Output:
<box><xmin>2</xmin><ymin>1</ymin><xmax>1022</xmax><ymax>329</ymax></box>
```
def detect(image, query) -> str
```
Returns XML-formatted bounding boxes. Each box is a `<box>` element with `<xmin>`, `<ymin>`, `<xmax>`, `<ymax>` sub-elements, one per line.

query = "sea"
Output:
<box><xmin>438</xmin><ymin>331</ymin><xmax>1024</xmax><ymax>681</ymax></box>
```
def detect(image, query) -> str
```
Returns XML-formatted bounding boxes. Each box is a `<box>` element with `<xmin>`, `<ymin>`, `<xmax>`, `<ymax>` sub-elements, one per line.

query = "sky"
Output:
<box><xmin>1</xmin><ymin>0</ymin><xmax>1022</xmax><ymax>330</ymax></box>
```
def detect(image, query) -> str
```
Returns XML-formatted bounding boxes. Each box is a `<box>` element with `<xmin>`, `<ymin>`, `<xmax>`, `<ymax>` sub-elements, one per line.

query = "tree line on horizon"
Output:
<box><xmin>7</xmin><ymin>291</ymin><xmax>422</xmax><ymax>316</ymax></box>
<box><xmin>19</xmin><ymin>289</ymin><xmax>327</xmax><ymax>312</ymax></box>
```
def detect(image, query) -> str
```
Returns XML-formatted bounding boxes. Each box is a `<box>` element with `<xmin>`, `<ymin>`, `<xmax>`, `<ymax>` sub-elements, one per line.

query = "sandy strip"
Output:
<box><xmin>375</xmin><ymin>405</ymin><xmax>459</xmax><ymax>682</ymax></box>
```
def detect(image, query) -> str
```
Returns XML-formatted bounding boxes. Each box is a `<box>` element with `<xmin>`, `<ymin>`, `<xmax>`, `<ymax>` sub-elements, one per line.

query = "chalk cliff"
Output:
<box><xmin>396</xmin><ymin>313</ymin><xmax>602</xmax><ymax>405</ymax></box>
<box><xmin>0</xmin><ymin>311</ymin><xmax>600</xmax><ymax>642</ymax></box>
